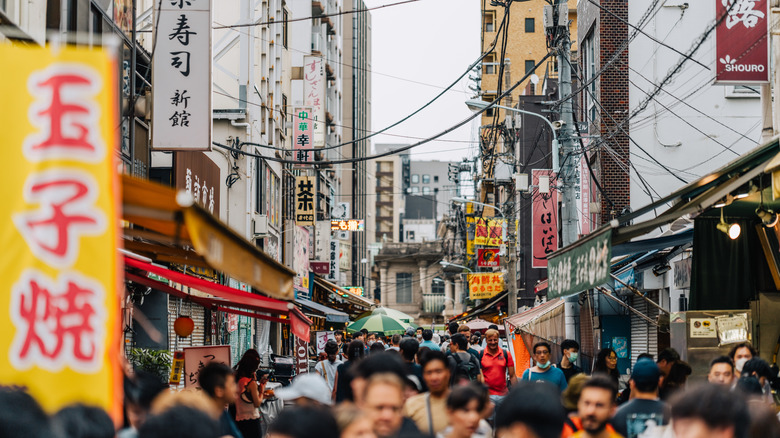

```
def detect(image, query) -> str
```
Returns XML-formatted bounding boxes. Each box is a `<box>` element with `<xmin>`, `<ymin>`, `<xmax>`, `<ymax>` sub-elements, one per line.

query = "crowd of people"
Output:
<box><xmin>2</xmin><ymin>323</ymin><xmax>780</xmax><ymax>438</ymax></box>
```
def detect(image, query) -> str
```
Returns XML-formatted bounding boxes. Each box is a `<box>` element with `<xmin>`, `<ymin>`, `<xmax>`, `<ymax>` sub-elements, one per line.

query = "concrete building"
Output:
<box><xmin>373</xmin><ymin>144</ymin><xmax>409</xmax><ymax>243</ymax></box>
<box><xmin>408</xmin><ymin>159</ymin><xmax>459</xmax><ymax>220</ymax></box>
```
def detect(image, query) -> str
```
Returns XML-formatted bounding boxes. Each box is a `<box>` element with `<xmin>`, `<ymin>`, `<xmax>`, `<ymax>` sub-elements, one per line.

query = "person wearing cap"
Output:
<box><xmin>610</xmin><ymin>358</ymin><xmax>667</xmax><ymax>438</ymax></box>
<box><xmin>275</xmin><ymin>373</ymin><xmax>334</xmax><ymax>406</ymax></box>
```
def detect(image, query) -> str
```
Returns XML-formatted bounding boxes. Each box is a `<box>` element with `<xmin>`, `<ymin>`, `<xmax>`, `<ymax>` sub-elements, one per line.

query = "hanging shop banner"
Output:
<box><xmin>295</xmin><ymin>176</ymin><xmax>315</xmax><ymax>225</ymax></box>
<box><xmin>152</xmin><ymin>0</ymin><xmax>212</xmax><ymax>150</ymax></box>
<box><xmin>175</xmin><ymin>152</ymin><xmax>220</xmax><ymax>215</ymax></box>
<box><xmin>467</xmin><ymin>273</ymin><xmax>505</xmax><ymax>300</ymax></box>
<box><xmin>477</xmin><ymin>248</ymin><xmax>500</xmax><ymax>268</ymax></box>
<box><xmin>327</xmin><ymin>239</ymin><xmax>340</xmax><ymax>282</ymax></box>
<box><xmin>715</xmin><ymin>0</ymin><xmax>769</xmax><ymax>84</ymax></box>
<box><xmin>303</xmin><ymin>56</ymin><xmax>326</xmax><ymax>147</ymax></box>
<box><xmin>331</xmin><ymin>219</ymin><xmax>365</xmax><ymax>231</ymax></box>
<box><xmin>577</xmin><ymin>153</ymin><xmax>591</xmax><ymax>235</ymax></box>
<box><xmin>473</xmin><ymin>218</ymin><xmax>506</xmax><ymax>247</ymax></box>
<box><xmin>292</xmin><ymin>107</ymin><xmax>315</xmax><ymax>165</ymax></box>
<box><xmin>294</xmin><ymin>227</ymin><xmax>311</xmax><ymax>298</ymax></box>
<box><xmin>295</xmin><ymin>337</ymin><xmax>309</xmax><ymax>375</ymax></box>
<box><xmin>183</xmin><ymin>345</ymin><xmax>231</xmax><ymax>388</ymax></box>
<box><xmin>547</xmin><ymin>228</ymin><xmax>611</xmax><ymax>299</ymax></box>
<box><xmin>0</xmin><ymin>44</ymin><xmax>122</xmax><ymax>417</ymax></box>
<box><xmin>310</xmin><ymin>261</ymin><xmax>330</xmax><ymax>275</ymax></box>
<box><xmin>532</xmin><ymin>169</ymin><xmax>559</xmax><ymax>268</ymax></box>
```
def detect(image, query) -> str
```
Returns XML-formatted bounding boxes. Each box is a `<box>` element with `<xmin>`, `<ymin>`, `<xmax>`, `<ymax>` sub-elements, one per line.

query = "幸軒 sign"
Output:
<box><xmin>547</xmin><ymin>229</ymin><xmax>611</xmax><ymax>299</ymax></box>
<box><xmin>295</xmin><ymin>176</ymin><xmax>315</xmax><ymax>225</ymax></box>
<box><xmin>292</xmin><ymin>107</ymin><xmax>315</xmax><ymax>165</ymax></box>
<box><xmin>467</xmin><ymin>273</ymin><xmax>505</xmax><ymax>300</ymax></box>
<box><xmin>330</xmin><ymin>219</ymin><xmax>365</xmax><ymax>231</ymax></box>
<box><xmin>152</xmin><ymin>0</ymin><xmax>212</xmax><ymax>150</ymax></box>
<box><xmin>0</xmin><ymin>44</ymin><xmax>122</xmax><ymax>416</ymax></box>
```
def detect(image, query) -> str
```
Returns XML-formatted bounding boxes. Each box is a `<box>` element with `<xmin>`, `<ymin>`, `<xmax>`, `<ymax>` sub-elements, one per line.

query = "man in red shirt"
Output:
<box><xmin>479</xmin><ymin>328</ymin><xmax>516</xmax><ymax>424</ymax></box>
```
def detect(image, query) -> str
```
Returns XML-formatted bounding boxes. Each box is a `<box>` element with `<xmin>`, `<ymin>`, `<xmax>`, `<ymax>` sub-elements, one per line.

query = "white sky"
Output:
<box><xmin>363</xmin><ymin>0</ymin><xmax>481</xmax><ymax>161</ymax></box>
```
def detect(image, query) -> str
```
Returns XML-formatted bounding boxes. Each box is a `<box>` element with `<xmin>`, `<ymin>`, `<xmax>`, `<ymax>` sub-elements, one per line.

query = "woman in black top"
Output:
<box><xmin>333</xmin><ymin>340</ymin><xmax>366</xmax><ymax>402</ymax></box>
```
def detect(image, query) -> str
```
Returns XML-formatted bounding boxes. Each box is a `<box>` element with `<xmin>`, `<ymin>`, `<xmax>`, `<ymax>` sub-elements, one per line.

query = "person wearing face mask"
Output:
<box><xmin>728</xmin><ymin>342</ymin><xmax>757</xmax><ymax>379</ymax></box>
<box><xmin>559</xmin><ymin>339</ymin><xmax>583</xmax><ymax>383</ymax></box>
<box><xmin>521</xmin><ymin>342</ymin><xmax>568</xmax><ymax>392</ymax></box>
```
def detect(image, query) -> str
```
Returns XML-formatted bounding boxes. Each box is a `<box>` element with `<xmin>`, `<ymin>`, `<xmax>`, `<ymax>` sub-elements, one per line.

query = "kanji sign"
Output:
<box><xmin>183</xmin><ymin>345</ymin><xmax>230</xmax><ymax>388</ymax></box>
<box><xmin>532</xmin><ymin>170</ymin><xmax>558</xmax><ymax>268</ymax></box>
<box><xmin>715</xmin><ymin>0</ymin><xmax>769</xmax><ymax>84</ymax></box>
<box><xmin>345</xmin><ymin>286</ymin><xmax>364</xmax><ymax>297</ymax></box>
<box><xmin>547</xmin><ymin>229</ymin><xmax>612</xmax><ymax>299</ymax></box>
<box><xmin>303</xmin><ymin>56</ymin><xmax>326</xmax><ymax>148</ymax></box>
<box><xmin>477</xmin><ymin>248</ymin><xmax>500</xmax><ymax>268</ymax></box>
<box><xmin>330</xmin><ymin>219</ymin><xmax>365</xmax><ymax>231</ymax></box>
<box><xmin>295</xmin><ymin>176</ymin><xmax>315</xmax><ymax>225</ymax></box>
<box><xmin>310</xmin><ymin>261</ymin><xmax>330</xmax><ymax>275</ymax></box>
<box><xmin>467</xmin><ymin>273</ymin><xmax>505</xmax><ymax>300</ymax></box>
<box><xmin>473</xmin><ymin>218</ymin><xmax>506</xmax><ymax>247</ymax></box>
<box><xmin>292</xmin><ymin>107</ymin><xmax>315</xmax><ymax>165</ymax></box>
<box><xmin>0</xmin><ymin>44</ymin><xmax>122</xmax><ymax>416</ymax></box>
<box><xmin>152</xmin><ymin>0</ymin><xmax>212</xmax><ymax>150</ymax></box>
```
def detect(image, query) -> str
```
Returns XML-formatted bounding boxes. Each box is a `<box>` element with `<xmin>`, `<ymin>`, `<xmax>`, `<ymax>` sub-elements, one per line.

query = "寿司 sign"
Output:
<box><xmin>0</xmin><ymin>44</ymin><xmax>122</xmax><ymax>417</ymax></box>
<box><xmin>715</xmin><ymin>0</ymin><xmax>769</xmax><ymax>84</ymax></box>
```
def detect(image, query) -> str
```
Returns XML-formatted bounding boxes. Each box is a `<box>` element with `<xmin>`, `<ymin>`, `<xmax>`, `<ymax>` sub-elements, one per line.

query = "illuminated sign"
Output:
<box><xmin>345</xmin><ymin>286</ymin><xmax>364</xmax><ymax>296</ymax></box>
<box><xmin>330</xmin><ymin>219</ymin><xmax>365</xmax><ymax>231</ymax></box>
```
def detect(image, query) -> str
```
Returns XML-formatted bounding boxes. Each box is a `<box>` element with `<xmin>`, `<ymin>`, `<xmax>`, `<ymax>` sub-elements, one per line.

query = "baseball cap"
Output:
<box><xmin>275</xmin><ymin>373</ymin><xmax>333</xmax><ymax>405</ymax></box>
<box><xmin>405</xmin><ymin>326</ymin><xmax>415</xmax><ymax>336</ymax></box>
<box><xmin>631</xmin><ymin>358</ymin><xmax>661</xmax><ymax>386</ymax></box>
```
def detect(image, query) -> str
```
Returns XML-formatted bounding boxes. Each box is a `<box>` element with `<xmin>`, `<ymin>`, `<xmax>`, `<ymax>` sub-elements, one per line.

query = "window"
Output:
<box><xmin>411</xmin><ymin>186</ymin><xmax>420</xmax><ymax>194</ymax></box>
<box><xmin>422</xmin><ymin>175</ymin><xmax>430</xmax><ymax>184</ymax></box>
<box><xmin>434</xmin><ymin>175</ymin><xmax>439</xmax><ymax>183</ymax></box>
<box><xmin>525</xmin><ymin>60</ymin><xmax>536</xmax><ymax>74</ymax></box>
<box><xmin>726</xmin><ymin>85</ymin><xmax>761</xmax><ymax>98</ymax></box>
<box><xmin>423</xmin><ymin>186</ymin><xmax>431</xmax><ymax>195</ymax></box>
<box><xmin>431</xmin><ymin>277</ymin><xmax>445</xmax><ymax>294</ymax></box>
<box><xmin>412</xmin><ymin>174</ymin><xmax>419</xmax><ymax>184</ymax></box>
<box><xmin>396</xmin><ymin>273</ymin><xmax>412</xmax><ymax>303</ymax></box>
<box><xmin>482</xmin><ymin>95</ymin><xmax>496</xmax><ymax>117</ymax></box>
<box><xmin>483</xmin><ymin>53</ymin><xmax>495</xmax><ymax>75</ymax></box>
<box><xmin>406</xmin><ymin>230</ymin><xmax>415</xmax><ymax>241</ymax></box>
<box><xmin>525</xmin><ymin>18</ymin><xmax>535</xmax><ymax>33</ymax></box>
<box><xmin>483</xmin><ymin>11</ymin><xmax>495</xmax><ymax>33</ymax></box>
<box><xmin>282</xmin><ymin>9</ymin><xmax>289</xmax><ymax>48</ymax></box>
<box><xmin>582</xmin><ymin>34</ymin><xmax>597</xmax><ymax>124</ymax></box>
<box><xmin>255</xmin><ymin>159</ymin><xmax>265</xmax><ymax>214</ymax></box>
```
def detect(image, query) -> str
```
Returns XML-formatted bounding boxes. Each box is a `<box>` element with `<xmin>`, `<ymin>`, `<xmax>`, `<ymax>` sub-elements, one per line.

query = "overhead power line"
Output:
<box><xmin>212</xmin><ymin>0</ymin><xmax>421</xmax><ymax>29</ymax></box>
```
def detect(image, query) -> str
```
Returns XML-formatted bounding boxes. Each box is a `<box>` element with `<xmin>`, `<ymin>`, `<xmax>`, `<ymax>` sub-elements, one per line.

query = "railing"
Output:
<box><xmin>422</xmin><ymin>294</ymin><xmax>445</xmax><ymax>314</ymax></box>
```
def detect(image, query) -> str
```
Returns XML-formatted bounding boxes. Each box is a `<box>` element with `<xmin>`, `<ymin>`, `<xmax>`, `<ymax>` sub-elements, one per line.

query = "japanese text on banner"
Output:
<box><xmin>467</xmin><ymin>273</ymin><xmax>505</xmax><ymax>300</ymax></box>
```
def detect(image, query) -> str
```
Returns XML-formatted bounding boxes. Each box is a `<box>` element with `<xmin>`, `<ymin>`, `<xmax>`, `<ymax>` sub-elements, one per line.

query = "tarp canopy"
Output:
<box><xmin>295</xmin><ymin>298</ymin><xmax>350</xmax><ymax>323</ymax></box>
<box><xmin>122</xmin><ymin>175</ymin><xmax>295</xmax><ymax>300</ymax></box>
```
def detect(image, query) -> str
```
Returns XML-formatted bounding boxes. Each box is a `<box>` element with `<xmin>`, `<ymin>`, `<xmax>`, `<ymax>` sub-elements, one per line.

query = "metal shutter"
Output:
<box><xmin>630</xmin><ymin>291</ymin><xmax>659</xmax><ymax>367</ymax></box>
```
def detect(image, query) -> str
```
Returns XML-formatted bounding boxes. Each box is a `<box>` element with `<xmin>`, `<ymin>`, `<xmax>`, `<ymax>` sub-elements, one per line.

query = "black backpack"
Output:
<box><xmin>452</xmin><ymin>353</ymin><xmax>481</xmax><ymax>382</ymax></box>
<box><xmin>478</xmin><ymin>348</ymin><xmax>509</xmax><ymax>365</ymax></box>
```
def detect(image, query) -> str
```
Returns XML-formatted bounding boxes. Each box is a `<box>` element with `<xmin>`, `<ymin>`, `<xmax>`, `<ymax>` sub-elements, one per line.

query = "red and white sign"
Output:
<box><xmin>310</xmin><ymin>261</ymin><xmax>330</xmax><ymax>275</ymax></box>
<box><xmin>715</xmin><ymin>0</ymin><xmax>769</xmax><ymax>84</ymax></box>
<box><xmin>531</xmin><ymin>169</ymin><xmax>558</xmax><ymax>268</ymax></box>
<box><xmin>477</xmin><ymin>248</ymin><xmax>500</xmax><ymax>268</ymax></box>
<box><xmin>295</xmin><ymin>337</ymin><xmax>309</xmax><ymax>375</ymax></box>
<box><xmin>577</xmin><ymin>154</ymin><xmax>591</xmax><ymax>235</ymax></box>
<box><xmin>292</xmin><ymin>107</ymin><xmax>314</xmax><ymax>165</ymax></box>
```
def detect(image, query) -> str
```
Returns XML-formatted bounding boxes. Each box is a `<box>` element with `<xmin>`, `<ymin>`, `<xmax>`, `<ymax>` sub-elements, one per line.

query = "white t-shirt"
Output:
<box><xmin>315</xmin><ymin>359</ymin><xmax>342</xmax><ymax>390</ymax></box>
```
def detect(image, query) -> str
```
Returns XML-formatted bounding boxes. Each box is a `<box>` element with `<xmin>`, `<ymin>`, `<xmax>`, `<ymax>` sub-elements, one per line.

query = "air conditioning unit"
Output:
<box><xmin>253</xmin><ymin>214</ymin><xmax>269</xmax><ymax>236</ymax></box>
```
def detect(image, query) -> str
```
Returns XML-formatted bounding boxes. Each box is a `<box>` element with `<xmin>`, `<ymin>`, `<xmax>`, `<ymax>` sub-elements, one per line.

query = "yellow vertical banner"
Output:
<box><xmin>0</xmin><ymin>44</ymin><xmax>122</xmax><ymax>418</ymax></box>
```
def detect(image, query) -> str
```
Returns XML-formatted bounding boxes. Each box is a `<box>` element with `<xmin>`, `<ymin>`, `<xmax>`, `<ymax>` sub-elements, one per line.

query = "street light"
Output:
<box><xmin>439</xmin><ymin>260</ymin><xmax>473</xmax><ymax>272</ymax></box>
<box><xmin>465</xmin><ymin>98</ymin><xmax>562</xmax><ymax>172</ymax></box>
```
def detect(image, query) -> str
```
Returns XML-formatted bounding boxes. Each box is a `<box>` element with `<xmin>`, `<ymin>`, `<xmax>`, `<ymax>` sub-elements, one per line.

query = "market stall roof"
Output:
<box><xmin>122</xmin><ymin>175</ymin><xmax>295</xmax><ymax>300</ymax></box>
<box><xmin>449</xmin><ymin>291</ymin><xmax>508</xmax><ymax>323</ymax></box>
<box><xmin>505</xmin><ymin>298</ymin><xmax>565</xmax><ymax>337</ymax></box>
<box><xmin>124</xmin><ymin>256</ymin><xmax>311</xmax><ymax>339</ymax></box>
<box><xmin>313</xmin><ymin>276</ymin><xmax>374</xmax><ymax>308</ymax></box>
<box><xmin>295</xmin><ymin>298</ymin><xmax>350</xmax><ymax>323</ymax></box>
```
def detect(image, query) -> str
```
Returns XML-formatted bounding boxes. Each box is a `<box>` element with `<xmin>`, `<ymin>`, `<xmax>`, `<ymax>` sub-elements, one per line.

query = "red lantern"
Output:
<box><xmin>174</xmin><ymin>315</ymin><xmax>194</xmax><ymax>337</ymax></box>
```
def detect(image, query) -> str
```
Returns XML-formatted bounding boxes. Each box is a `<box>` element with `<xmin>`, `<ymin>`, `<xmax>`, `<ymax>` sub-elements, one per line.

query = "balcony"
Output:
<box><xmin>422</xmin><ymin>294</ymin><xmax>445</xmax><ymax>314</ymax></box>
<box><xmin>311</xmin><ymin>32</ymin><xmax>324</xmax><ymax>54</ymax></box>
<box><xmin>312</xmin><ymin>1</ymin><xmax>324</xmax><ymax>15</ymax></box>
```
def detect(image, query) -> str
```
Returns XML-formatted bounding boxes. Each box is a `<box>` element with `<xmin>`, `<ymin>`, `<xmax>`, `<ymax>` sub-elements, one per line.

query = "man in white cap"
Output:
<box><xmin>275</xmin><ymin>373</ymin><xmax>333</xmax><ymax>406</ymax></box>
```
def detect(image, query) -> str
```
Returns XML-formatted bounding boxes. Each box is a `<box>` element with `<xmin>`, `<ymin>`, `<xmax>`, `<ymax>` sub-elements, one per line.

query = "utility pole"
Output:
<box><xmin>550</xmin><ymin>0</ymin><xmax>579</xmax><ymax>340</ymax></box>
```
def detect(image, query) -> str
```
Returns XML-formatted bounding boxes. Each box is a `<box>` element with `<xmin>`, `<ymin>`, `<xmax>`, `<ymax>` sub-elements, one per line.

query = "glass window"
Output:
<box><xmin>422</xmin><ymin>186</ymin><xmax>431</xmax><ymax>195</ymax></box>
<box><xmin>396</xmin><ymin>273</ymin><xmax>412</xmax><ymax>303</ymax></box>
<box><xmin>483</xmin><ymin>95</ymin><xmax>496</xmax><ymax>117</ymax></box>
<box><xmin>525</xmin><ymin>60</ymin><xmax>535</xmax><ymax>74</ymax></box>
<box><xmin>422</xmin><ymin>175</ymin><xmax>430</xmax><ymax>184</ymax></box>
<box><xmin>431</xmin><ymin>277</ymin><xmax>445</xmax><ymax>294</ymax></box>
<box><xmin>434</xmin><ymin>175</ymin><xmax>439</xmax><ymax>183</ymax></box>
<box><xmin>483</xmin><ymin>53</ymin><xmax>495</xmax><ymax>75</ymax></box>
<box><xmin>483</xmin><ymin>11</ymin><xmax>495</xmax><ymax>32</ymax></box>
<box><xmin>412</xmin><ymin>174</ymin><xmax>419</xmax><ymax>184</ymax></box>
<box><xmin>411</xmin><ymin>186</ymin><xmax>420</xmax><ymax>194</ymax></box>
<box><xmin>525</xmin><ymin>18</ymin><xmax>535</xmax><ymax>33</ymax></box>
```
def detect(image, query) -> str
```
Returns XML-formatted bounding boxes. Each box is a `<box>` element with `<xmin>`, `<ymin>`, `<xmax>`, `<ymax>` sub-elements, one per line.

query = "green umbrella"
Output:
<box><xmin>371</xmin><ymin>307</ymin><xmax>415</xmax><ymax>324</ymax></box>
<box><xmin>347</xmin><ymin>314</ymin><xmax>412</xmax><ymax>335</ymax></box>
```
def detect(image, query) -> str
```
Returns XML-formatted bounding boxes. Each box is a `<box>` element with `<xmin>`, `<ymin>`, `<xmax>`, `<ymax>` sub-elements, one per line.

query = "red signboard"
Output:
<box><xmin>477</xmin><ymin>248</ymin><xmax>500</xmax><ymax>268</ymax></box>
<box><xmin>715</xmin><ymin>0</ymin><xmax>769</xmax><ymax>84</ymax></box>
<box><xmin>295</xmin><ymin>337</ymin><xmax>309</xmax><ymax>375</ymax></box>
<box><xmin>532</xmin><ymin>169</ymin><xmax>558</xmax><ymax>268</ymax></box>
<box><xmin>310</xmin><ymin>261</ymin><xmax>330</xmax><ymax>275</ymax></box>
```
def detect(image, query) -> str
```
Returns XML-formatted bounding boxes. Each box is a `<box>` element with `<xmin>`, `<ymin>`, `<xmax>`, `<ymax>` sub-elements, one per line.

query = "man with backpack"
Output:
<box><xmin>448</xmin><ymin>333</ymin><xmax>483</xmax><ymax>384</ymax></box>
<box><xmin>480</xmin><ymin>329</ymin><xmax>516</xmax><ymax>400</ymax></box>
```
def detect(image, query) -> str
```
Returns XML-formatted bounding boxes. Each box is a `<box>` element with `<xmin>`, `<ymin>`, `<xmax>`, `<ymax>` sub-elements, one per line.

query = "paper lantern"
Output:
<box><xmin>174</xmin><ymin>315</ymin><xmax>194</xmax><ymax>337</ymax></box>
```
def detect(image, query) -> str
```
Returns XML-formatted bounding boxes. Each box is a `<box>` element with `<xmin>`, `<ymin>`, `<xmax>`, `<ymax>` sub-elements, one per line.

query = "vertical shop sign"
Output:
<box><xmin>175</xmin><ymin>152</ymin><xmax>220</xmax><ymax>214</ymax></box>
<box><xmin>303</xmin><ymin>56</ymin><xmax>326</xmax><ymax>147</ymax></box>
<box><xmin>327</xmin><ymin>239</ymin><xmax>340</xmax><ymax>282</ymax></box>
<box><xmin>577</xmin><ymin>153</ymin><xmax>591</xmax><ymax>235</ymax></box>
<box><xmin>295</xmin><ymin>176</ymin><xmax>315</xmax><ymax>225</ymax></box>
<box><xmin>295</xmin><ymin>337</ymin><xmax>309</xmax><ymax>375</ymax></box>
<box><xmin>293</xmin><ymin>227</ymin><xmax>310</xmax><ymax>298</ymax></box>
<box><xmin>152</xmin><ymin>0</ymin><xmax>212</xmax><ymax>150</ymax></box>
<box><xmin>0</xmin><ymin>44</ymin><xmax>122</xmax><ymax>417</ymax></box>
<box><xmin>292</xmin><ymin>107</ymin><xmax>315</xmax><ymax>165</ymax></box>
<box><xmin>715</xmin><ymin>0</ymin><xmax>769</xmax><ymax>84</ymax></box>
<box><xmin>531</xmin><ymin>169</ymin><xmax>558</xmax><ymax>268</ymax></box>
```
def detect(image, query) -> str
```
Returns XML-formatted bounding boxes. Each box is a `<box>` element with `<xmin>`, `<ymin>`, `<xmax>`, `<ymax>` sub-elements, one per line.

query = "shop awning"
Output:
<box><xmin>504</xmin><ymin>298</ymin><xmax>565</xmax><ymax>344</ymax></box>
<box><xmin>122</xmin><ymin>175</ymin><xmax>295</xmax><ymax>300</ymax></box>
<box><xmin>449</xmin><ymin>291</ymin><xmax>508</xmax><ymax>323</ymax></box>
<box><xmin>313</xmin><ymin>276</ymin><xmax>374</xmax><ymax>308</ymax></box>
<box><xmin>125</xmin><ymin>256</ymin><xmax>311</xmax><ymax>339</ymax></box>
<box><xmin>295</xmin><ymin>298</ymin><xmax>350</xmax><ymax>323</ymax></box>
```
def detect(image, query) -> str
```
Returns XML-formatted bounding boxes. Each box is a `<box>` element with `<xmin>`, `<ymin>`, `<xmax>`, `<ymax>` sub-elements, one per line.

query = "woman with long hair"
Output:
<box><xmin>333</xmin><ymin>340</ymin><xmax>366</xmax><ymax>403</ymax></box>
<box><xmin>234</xmin><ymin>349</ymin><xmax>264</xmax><ymax>438</ymax></box>
<box><xmin>592</xmin><ymin>348</ymin><xmax>620</xmax><ymax>388</ymax></box>
<box><xmin>437</xmin><ymin>383</ymin><xmax>492</xmax><ymax>438</ymax></box>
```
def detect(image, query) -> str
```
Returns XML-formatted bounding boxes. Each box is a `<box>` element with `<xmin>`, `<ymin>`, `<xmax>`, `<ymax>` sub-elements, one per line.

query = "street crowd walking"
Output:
<box><xmin>3</xmin><ymin>328</ymin><xmax>780</xmax><ymax>438</ymax></box>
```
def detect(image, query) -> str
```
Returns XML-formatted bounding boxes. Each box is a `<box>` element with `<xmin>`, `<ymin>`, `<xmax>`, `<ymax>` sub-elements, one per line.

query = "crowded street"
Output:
<box><xmin>2</xmin><ymin>0</ymin><xmax>780</xmax><ymax>437</ymax></box>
